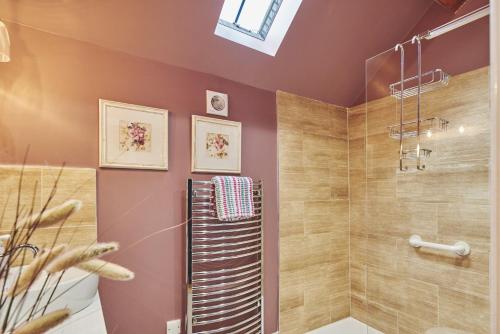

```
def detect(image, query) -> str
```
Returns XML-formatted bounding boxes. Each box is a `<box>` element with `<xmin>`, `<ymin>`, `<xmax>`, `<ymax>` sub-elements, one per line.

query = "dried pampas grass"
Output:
<box><xmin>77</xmin><ymin>259</ymin><xmax>134</xmax><ymax>281</ymax></box>
<box><xmin>18</xmin><ymin>200</ymin><xmax>82</xmax><ymax>229</ymax></box>
<box><xmin>46</xmin><ymin>242</ymin><xmax>119</xmax><ymax>273</ymax></box>
<box><xmin>7</xmin><ymin>245</ymin><xmax>67</xmax><ymax>297</ymax></box>
<box><xmin>13</xmin><ymin>308</ymin><xmax>70</xmax><ymax>334</ymax></box>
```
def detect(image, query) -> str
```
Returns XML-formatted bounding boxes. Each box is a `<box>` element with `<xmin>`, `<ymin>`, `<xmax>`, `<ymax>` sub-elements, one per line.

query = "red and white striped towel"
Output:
<box><xmin>212</xmin><ymin>176</ymin><xmax>255</xmax><ymax>222</ymax></box>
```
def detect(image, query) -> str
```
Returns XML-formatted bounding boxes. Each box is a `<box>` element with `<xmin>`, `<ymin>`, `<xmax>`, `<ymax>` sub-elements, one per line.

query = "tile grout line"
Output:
<box><xmin>347</xmin><ymin>106</ymin><xmax>352</xmax><ymax>318</ymax></box>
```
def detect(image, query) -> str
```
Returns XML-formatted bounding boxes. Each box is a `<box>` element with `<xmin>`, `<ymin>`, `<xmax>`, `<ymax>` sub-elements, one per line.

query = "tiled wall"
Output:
<box><xmin>277</xmin><ymin>91</ymin><xmax>350</xmax><ymax>333</ymax></box>
<box><xmin>0</xmin><ymin>166</ymin><xmax>97</xmax><ymax>264</ymax></box>
<box><xmin>348</xmin><ymin>67</ymin><xmax>490</xmax><ymax>334</ymax></box>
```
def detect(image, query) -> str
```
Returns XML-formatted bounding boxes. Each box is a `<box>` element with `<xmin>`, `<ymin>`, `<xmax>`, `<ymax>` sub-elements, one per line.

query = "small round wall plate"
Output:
<box><xmin>206</xmin><ymin>90</ymin><xmax>228</xmax><ymax>117</ymax></box>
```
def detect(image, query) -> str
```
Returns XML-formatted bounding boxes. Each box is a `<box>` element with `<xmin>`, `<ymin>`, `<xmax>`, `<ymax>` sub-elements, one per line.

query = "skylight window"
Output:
<box><xmin>219</xmin><ymin>0</ymin><xmax>282</xmax><ymax>40</ymax></box>
<box><xmin>215</xmin><ymin>0</ymin><xmax>303</xmax><ymax>56</ymax></box>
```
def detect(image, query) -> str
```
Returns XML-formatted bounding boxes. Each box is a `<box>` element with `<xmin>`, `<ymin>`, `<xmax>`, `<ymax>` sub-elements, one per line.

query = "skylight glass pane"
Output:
<box><xmin>236</xmin><ymin>0</ymin><xmax>274</xmax><ymax>33</ymax></box>
<box><xmin>219</xmin><ymin>0</ymin><xmax>243</xmax><ymax>23</ymax></box>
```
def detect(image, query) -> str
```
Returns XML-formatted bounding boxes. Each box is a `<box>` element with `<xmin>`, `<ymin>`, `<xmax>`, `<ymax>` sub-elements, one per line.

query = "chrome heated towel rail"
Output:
<box><xmin>186</xmin><ymin>179</ymin><xmax>264</xmax><ymax>334</ymax></box>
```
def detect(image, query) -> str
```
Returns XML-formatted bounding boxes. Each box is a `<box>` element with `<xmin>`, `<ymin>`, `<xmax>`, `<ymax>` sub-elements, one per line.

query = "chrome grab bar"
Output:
<box><xmin>409</xmin><ymin>234</ymin><xmax>471</xmax><ymax>256</ymax></box>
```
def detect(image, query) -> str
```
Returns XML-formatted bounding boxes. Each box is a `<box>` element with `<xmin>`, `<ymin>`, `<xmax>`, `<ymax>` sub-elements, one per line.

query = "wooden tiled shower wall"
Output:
<box><xmin>277</xmin><ymin>91</ymin><xmax>350</xmax><ymax>333</ymax></box>
<box><xmin>0</xmin><ymin>166</ymin><xmax>97</xmax><ymax>264</ymax></box>
<box><xmin>278</xmin><ymin>67</ymin><xmax>490</xmax><ymax>334</ymax></box>
<box><xmin>349</xmin><ymin>67</ymin><xmax>490</xmax><ymax>334</ymax></box>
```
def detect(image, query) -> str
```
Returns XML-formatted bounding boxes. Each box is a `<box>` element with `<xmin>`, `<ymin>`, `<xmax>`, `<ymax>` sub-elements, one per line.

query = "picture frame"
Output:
<box><xmin>191</xmin><ymin>115</ymin><xmax>241</xmax><ymax>174</ymax></box>
<box><xmin>206</xmin><ymin>90</ymin><xmax>229</xmax><ymax>117</ymax></box>
<box><xmin>99</xmin><ymin>99</ymin><xmax>169</xmax><ymax>170</ymax></box>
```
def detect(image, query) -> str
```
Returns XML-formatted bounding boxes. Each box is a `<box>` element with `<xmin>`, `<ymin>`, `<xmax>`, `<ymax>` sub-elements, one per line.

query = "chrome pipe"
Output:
<box><xmin>192</xmin><ymin>279</ymin><xmax>261</xmax><ymax>297</ymax></box>
<box><xmin>193</xmin><ymin>291</ymin><xmax>261</xmax><ymax>312</ymax></box>
<box><xmin>192</xmin><ymin>244</ymin><xmax>261</xmax><ymax>257</ymax></box>
<box><xmin>395</xmin><ymin>43</ymin><xmax>407</xmax><ymax>172</ymax></box>
<box><xmin>193</xmin><ymin>231</ymin><xmax>261</xmax><ymax>242</ymax></box>
<box><xmin>192</xmin><ymin>213</ymin><xmax>262</xmax><ymax>221</ymax></box>
<box><xmin>192</xmin><ymin>260</ymin><xmax>261</xmax><ymax>276</ymax></box>
<box><xmin>192</xmin><ymin>225</ymin><xmax>261</xmax><ymax>235</ymax></box>
<box><xmin>192</xmin><ymin>266</ymin><xmax>261</xmax><ymax>284</ymax></box>
<box><xmin>194</xmin><ymin>304</ymin><xmax>260</xmax><ymax>326</ymax></box>
<box><xmin>194</xmin><ymin>298</ymin><xmax>260</xmax><ymax>319</ymax></box>
<box><xmin>192</xmin><ymin>249</ymin><xmax>261</xmax><ymax>263</ymax></box>
<box><xmin>194</xmin><ymin>314</ymin><xmax>260</xmax><ymax>334</ymax></box>
<box><xmin>192</xmin><ymin>273</ymin><xmax>261</xmax><ymax>290</ymax></box>
<box><xmin>192</xmin><ymin>221</ymin><xmax>261</xmax><ymax>228</ymax></box>
<box><xmin>192</xmin><ymin>237</ymin><xmax>262</xmax><ymax>250</ymax></box>
<box><xmin>422</xmin><ymin>4</ymin><xmax>489</xmax><ymax>40</ymax></box>
<box><xmin>192</xmin><ymin>285</ymin><xmax>261</xmax><ymax>305</ymax></box>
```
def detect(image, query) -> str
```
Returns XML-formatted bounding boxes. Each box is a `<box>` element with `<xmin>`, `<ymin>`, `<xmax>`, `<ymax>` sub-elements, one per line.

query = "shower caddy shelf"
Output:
<box><xmin>401</xmin><ymin>148</ymin><xmax>432</xmax><ymax>161</ymax></box>
<box><xmin>389</xmin><ymin>68</ymin><xmax>450</xmax><ymax>99</ymax></box>
<box><xmin>388</xmin><ymin>117</ymin><xmax>449</xmax><ymax>140</ymax></box>
<box><xmin>390</xmin><ymin>37</ymin><xmax>450</xmax><ymax>171</ymax></box>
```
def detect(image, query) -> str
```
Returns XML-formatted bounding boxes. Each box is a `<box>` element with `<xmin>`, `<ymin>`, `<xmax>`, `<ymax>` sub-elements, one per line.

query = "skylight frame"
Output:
<box><xmin>218</xmin><ymin>0</ymin><xmax>283</xmax><ymax>41</ymax></box>
<box><xmin>215</xmin><ymin>0</ymin><xmax>303</xmax><ymax>56</ymax></box>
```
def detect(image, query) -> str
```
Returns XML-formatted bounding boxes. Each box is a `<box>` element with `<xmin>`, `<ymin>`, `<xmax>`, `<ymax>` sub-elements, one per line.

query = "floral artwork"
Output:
<box><xmin>206</xmin><ymin>133</ymin><xmax>229</xmax><ymax>159</ymax></box>
<box><xmin>192</xmin><ymin>116</ymin><xmax>241</xmax><ymax>173</ymax></box>
<box><xmin>119</xmin><ymin>120</ymin><xmax>152</xmax><ymax>152</ymax></box>
<box><xmin>99</xmin><ymin>99</ymin><xmax>168</xmax><ymax>170</ymax></box>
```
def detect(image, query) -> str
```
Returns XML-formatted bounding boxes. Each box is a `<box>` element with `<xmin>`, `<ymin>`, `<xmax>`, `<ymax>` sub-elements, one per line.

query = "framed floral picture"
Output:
<box><xmin>99</xmin><ymin>99</ymin><xmax>169</xmax><ymax>170</ymax></box>
<box><xmin>191</xmin><ymin>115</ymin><xmax>241</xmax><ymax>174</ymax></box>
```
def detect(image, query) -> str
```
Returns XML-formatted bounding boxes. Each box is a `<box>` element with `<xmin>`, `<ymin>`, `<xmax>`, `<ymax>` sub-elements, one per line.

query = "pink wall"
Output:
<box><xmin>0</xmin><ymin>22</ymin><xmax>278</xmax><ymax>334</ymax></box>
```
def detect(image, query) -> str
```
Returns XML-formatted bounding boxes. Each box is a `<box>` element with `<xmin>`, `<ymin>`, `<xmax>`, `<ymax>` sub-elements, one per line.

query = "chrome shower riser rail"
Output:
<box><xmin>187</xmin><ymin>178</ymin><xmax>264</xmax><ymax>334</ymax></box>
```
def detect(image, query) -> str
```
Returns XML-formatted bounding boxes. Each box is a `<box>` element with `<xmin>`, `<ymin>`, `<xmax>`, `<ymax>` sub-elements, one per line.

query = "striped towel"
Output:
<box><xmin>212</xmin><ymin>176</ymin><xmax>255</xmax><ymax>222</ymax></box>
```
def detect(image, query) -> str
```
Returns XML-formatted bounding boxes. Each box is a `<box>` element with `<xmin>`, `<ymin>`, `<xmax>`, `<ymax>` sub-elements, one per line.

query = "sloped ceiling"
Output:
<box><xmin>0</xmin><ymin>0</ymin><xmax>489</xmax><ymax>106</ymax></box>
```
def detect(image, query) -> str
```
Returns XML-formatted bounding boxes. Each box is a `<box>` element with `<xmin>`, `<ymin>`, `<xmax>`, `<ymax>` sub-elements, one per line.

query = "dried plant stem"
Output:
<box><xmin>17</xmin><ymin>200</ymin><xmax>82</xmax><ymax>231</ymax></box>
<box><xmin>41</xmin><ymin>272</ymin><xmax>64</xmax><ymax>316</ymax></box>
<box><xmin>77</xmin><ymin>259</ymin><xmax>134</xmax><ymax>281</ymax></box>
<box><xmin>46</xmin><ymin>242</ymin><xmax>119</xmax><ymax>274</ymax></box>
<box><xmin>13</xmin><ymin>308</ymin><xmax>70</xmax><ymax>334</ymax></box>
<box><xmin>7</xmin><ymin>245</ymin><xmax>67</xmax><ymax>298</ymax></box>
<box><xmin>2</xmin><ymin>250</ymin><xmax>29</xmax><ymax>332</ymax></box>
<box><xmin>14</xmin><ymin>220</ymin><xmax>186</xmax><ymax>327</ymax></box>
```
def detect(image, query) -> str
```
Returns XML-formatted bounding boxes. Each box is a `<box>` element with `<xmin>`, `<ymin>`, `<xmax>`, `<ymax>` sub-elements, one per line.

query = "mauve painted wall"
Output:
<box><xmin>356</xmin><ymin>0</ymin><xmax>489</xmax><ymax>105</ymax></box>
<box><xmin>0</xmin><ymin>23</ymin><xmax>278</xmax><ymax>334</ymax></box>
